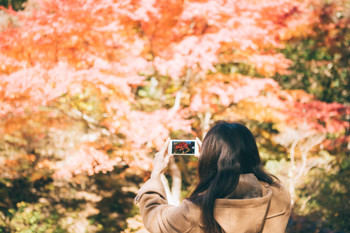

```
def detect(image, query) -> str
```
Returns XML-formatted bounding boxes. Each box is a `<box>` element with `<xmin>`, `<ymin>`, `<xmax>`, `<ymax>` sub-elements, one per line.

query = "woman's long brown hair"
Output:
<box><xmin>188</xmin><ymin>122</ymin><xmax>278</xmax><ymax>233</ymax></box>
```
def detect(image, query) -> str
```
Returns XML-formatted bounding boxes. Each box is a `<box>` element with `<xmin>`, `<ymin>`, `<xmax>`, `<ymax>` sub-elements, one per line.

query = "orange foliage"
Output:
<box><xmin>190</xmin><ymin>73</ymin><xmax>279</xmax><ymax>112</ymax></box>
<box><xmin>0</xmin><ymin>0</ymin><xmax>347</xmax><ymax>180</ymax></box>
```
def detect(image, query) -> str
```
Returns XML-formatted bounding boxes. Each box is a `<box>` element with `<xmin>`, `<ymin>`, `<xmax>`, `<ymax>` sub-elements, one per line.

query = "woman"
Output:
<box><xmin>135</xmin><ymin>122</ymin><xmax>291</xmax><ymax>233</ymax></box>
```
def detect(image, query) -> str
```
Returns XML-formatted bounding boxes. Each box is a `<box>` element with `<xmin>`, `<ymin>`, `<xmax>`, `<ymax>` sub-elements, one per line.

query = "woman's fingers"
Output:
<box><xmin>155</xmin><ymin>137</ymin><xmax>170</xmax><ymax>158</ymax></box>
<box><xmin>151</xmin><ymin>138</ymin><xmax>172</xmax><ymax>178</ymax></box>
<box><xmin>162</xmin><ymin>137</ymin><xmax>170</xmax><ymax>152</ymax></box>
<box><xmin>196</xmin><ymin>137</ymin><xmax>202</xmax><ymax>148</ymax></box>
<box><xmin>195</xmin><ymin>137</ymin><xmax>202</xmax><ymax>157</ymax></box>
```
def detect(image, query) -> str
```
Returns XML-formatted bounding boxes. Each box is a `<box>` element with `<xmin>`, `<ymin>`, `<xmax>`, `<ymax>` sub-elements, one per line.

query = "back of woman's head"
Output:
<box><xmin>189</xmin><ymin>121</ymin><xmax>276</xmax><ymax>233</ymax></box>
<box><xmin>198</xmin><ymin>122</ymin><xmax>261</xmax><ymax>181</ymax></box>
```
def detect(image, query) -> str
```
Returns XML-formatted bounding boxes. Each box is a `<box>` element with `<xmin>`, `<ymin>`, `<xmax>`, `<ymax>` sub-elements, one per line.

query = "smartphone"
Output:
<box><xmin>168</xmin><ymin>139</ymin><xmax>199</xmax><ymax>156</ymax></box>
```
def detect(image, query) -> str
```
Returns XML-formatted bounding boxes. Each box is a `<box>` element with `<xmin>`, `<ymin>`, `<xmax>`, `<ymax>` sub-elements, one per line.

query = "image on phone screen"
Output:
<box><xmin>172</xmin><ymin>141</ymin><xmax>195</xmax><ymax>155</ymax></box>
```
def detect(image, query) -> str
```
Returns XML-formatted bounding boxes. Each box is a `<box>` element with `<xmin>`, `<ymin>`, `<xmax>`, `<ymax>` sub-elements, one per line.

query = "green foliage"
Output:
<box><xmin>0</xmin><ymin>166</ymin><xmax>144</xmax><ymax>233</ymax></box>
<box><xmin>215</xmin><ymin>62</ymin><xmax>264</xmax><ymax>78</ymax></box>
<box><xmin>291</xmin><ymin>152</ymin><xmax>350</xmax><ymax>232</ymax></box>
<box><xmin>87</xmin><ymin>169</ymin><xmax>143</xmax><ymax>233</ymax></box>
<box><xmin>135</xmin><ymin>75</ymin><xmax>176</xmax><ymax>112</ymax></box>
<box><xmin>274</xmin><ymin>4</ymin><xmax>350</xmax><ymax>104</ymax></box>
<box><xmin>6</xmin><ymin>202</ymin><xmax>64</xmax><ymax>233</ymax></box>
<box><xmin>0</xmin><ymin>177</ymin><xmax>61</xmax><ymax>232</ymax></box>
<box><xmin>0</xmin><ymin>0</ymin><xmax>27</xmax><ymax>11</ymax></box>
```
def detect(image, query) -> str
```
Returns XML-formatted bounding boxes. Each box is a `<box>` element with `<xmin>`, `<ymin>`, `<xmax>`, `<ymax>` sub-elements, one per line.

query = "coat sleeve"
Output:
<box><xmin>134</xmin><ymin>177</ymin><xmax>194</xmax><ymax>233</ymax></box>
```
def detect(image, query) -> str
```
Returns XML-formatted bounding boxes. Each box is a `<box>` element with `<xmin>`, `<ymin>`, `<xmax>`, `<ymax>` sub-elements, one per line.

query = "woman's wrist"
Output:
<box><xmin>150</xmin><ymin>170</ymin><xmax>162</xmax><ymax>179</ymax></box>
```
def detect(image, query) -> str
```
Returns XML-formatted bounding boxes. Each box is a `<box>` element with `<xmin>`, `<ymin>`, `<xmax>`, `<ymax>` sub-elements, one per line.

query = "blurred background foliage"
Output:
<box><xmin>277</xmin><ymin>2</ymin><xmax>349</xmax><ymax>232</ymax></box>
<box><xmin>0</xmin><ymin>0</ymin><xmax>349</xmax><ymax>232</ymax></box>
<box><xmin>274</xmin><ymin>1</ymin><xmax>350</xmax><ymax>104</ymax></box>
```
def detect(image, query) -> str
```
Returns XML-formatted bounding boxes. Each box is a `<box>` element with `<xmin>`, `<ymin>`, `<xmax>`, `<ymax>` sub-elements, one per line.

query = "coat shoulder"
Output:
<box><xmin>181</xmin><ymin>199</ymin><xmax>201</xmax><ymax>217</ymax></box>
<box><xmin>265</xmin><ymin>183</ymin><xmax>291</xmax><ymax>218</ymax></box>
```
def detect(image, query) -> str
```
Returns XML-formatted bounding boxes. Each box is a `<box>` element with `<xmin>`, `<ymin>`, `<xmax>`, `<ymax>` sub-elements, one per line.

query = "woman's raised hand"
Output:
<box><xmin>195</xmin><ymin>137</ymin><xmax>202</xmax><ymax>157</ymax></box>
<box><xmin>151</xmin><ymin>138</ymin><xmax>172</xmax><ymax>178</ymax></box>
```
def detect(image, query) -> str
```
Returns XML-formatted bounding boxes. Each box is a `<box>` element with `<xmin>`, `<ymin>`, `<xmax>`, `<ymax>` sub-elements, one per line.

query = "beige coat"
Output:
<box><xmin>135</xmin><ymin>174</ymin><xmax>291</xmax><ymax>233</ymax></box>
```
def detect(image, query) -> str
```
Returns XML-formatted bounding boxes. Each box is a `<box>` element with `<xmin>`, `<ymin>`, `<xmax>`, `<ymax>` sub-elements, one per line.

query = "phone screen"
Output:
<box><xmin>172</xmin><ymin>140</ymin><xmax>196</xmax><ymax>155</ymax></box>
